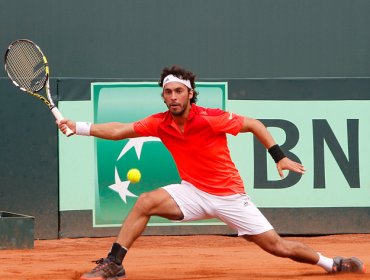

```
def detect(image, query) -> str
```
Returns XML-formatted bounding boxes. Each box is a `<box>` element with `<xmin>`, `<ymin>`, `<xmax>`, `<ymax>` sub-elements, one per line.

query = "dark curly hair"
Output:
<box><xmin>159</xmin><ymin>65</ymin><xmax>199</xmax><ymax>104</ymax></box>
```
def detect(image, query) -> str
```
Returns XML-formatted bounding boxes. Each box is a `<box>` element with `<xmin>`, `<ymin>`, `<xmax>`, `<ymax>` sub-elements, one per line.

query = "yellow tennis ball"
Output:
<box><xmin>127</xmin><ymin>168</ymin><xmax>141</xmax><ymax>183</ymax></box>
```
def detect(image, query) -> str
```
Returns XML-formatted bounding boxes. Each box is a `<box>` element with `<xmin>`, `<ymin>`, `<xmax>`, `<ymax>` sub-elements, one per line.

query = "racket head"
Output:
<box><xmin>4</xmin><ymin>39</ymin><xmax>49</xmax><ymax>94</ymax></box>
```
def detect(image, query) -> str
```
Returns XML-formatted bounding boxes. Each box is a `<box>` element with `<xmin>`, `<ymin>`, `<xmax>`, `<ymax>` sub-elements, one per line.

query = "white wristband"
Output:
<box><xmin>75</xmin><ymin>122</ymin><xmax>92</xmax><ymax>136</ymax></box>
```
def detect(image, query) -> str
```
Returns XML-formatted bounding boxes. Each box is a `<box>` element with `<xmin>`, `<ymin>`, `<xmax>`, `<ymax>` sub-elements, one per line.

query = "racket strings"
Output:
<box><xmin>5</xmin><ymin>41</ymin><xmax>47</xmax><ymax>93</ymax></box>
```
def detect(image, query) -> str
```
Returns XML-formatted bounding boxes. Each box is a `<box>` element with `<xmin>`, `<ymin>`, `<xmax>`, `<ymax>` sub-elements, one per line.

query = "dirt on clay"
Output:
<box><xmin>0</xmin><ymin>234</ymin><xmax>369</xmax><ymax>280</ymax></box>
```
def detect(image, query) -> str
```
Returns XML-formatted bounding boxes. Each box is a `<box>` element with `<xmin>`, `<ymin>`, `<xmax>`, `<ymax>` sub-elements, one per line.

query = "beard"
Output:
<box><xmin>167</xmin><ymin>102</ymin><xmax>188</xmax><ymax>116</ymax></box>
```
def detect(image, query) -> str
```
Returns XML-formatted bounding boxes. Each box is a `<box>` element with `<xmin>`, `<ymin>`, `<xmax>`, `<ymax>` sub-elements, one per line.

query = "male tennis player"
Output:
<box><xmin>59</xmin><ymin>65</ymin><xmax>365</xmax><ymax>279</ymax></box>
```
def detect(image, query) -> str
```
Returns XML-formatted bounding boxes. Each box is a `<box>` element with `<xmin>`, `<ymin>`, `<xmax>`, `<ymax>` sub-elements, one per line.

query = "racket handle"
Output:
<box><xmin>51</xmin><ymin>107</ymin><xmax>74</xmax><ymax>137</ymax></box>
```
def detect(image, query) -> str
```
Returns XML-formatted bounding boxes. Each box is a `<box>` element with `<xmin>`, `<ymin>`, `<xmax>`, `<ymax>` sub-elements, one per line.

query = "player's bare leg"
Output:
<box><xmin>80</xmin><ymin>188</ymin><xmax>183</xmax><ymax>280</ymax></box>
<box><xmin>243</xmin><ymin>229</ymin><xmax>319</xmax><ymax>264</ymax></box>
<box><xmin>116</xmin><ymin>188</ymin><xmax>184</xmax><ymax>248</ymax></box>
<box><xmin>243</xmin><ymin>229</ymin><xmax>365</xmax><ymax>273</ymax></box>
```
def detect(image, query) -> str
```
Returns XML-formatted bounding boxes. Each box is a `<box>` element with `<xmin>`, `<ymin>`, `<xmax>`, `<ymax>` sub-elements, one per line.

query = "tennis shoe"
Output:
<box><xmin>80</xmin><ymin>258</ymin><xmax>126</xmax><ymax>280</ymax></box>
<box><xmin>332</xmin><ymin>256</ymin><xmax>366</xmax><ymax>273</ymax></box>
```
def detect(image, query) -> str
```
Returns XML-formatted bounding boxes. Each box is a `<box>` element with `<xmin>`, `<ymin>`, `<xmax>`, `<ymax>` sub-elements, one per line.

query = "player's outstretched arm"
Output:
<box><xmin>90</xmin><ymin>122</ymin><xmax>139</xmax><ymax>140</ymax></box>
<box><xmin>58</xmin><ymin>119</ymin><xmax>140</xmax><ymax>140</ymax></box>
<box><xmin>240</xmin><ymin>116</ymin><xmax>305</xmax><ymax>178</ymax></box>
<box><xmin>240</xmin><ymin>117</ymin><xmax>277</xmax><ymax>148</ymax></box>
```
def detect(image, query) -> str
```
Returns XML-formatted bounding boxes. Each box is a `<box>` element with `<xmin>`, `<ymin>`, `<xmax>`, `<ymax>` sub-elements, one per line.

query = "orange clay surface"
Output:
<box><xmin>0</xmin><ymin>234</ymin><xmax>369</xmax><ymax>280</ymax></box>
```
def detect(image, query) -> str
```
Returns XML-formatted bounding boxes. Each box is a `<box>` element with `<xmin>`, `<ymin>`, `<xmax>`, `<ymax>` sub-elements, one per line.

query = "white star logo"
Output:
<box><xmin>110</xmin><ymin>137</ymin><xmax>161</xmax><ymax>203</ymax></box>
<box><xmin>117</xmin><ymin>137</ymin><xmax>161</xmax><ymax>161</ymax></box>
<box><xmin>108</xmin><ymin>167</ymin><xmax>137</xmax><ymax>203</ymax></box>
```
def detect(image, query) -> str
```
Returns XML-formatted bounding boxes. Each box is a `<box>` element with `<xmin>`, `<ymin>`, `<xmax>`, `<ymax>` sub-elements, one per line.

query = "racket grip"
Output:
<box><xmin>51</xmin><ymin>107</ymin><xmax>74</xmax><ymax>137</ymax></box>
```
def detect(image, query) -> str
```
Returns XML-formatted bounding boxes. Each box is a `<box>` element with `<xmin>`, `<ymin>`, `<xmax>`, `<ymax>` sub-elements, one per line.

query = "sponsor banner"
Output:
<box><xmin>228</xmin><ymin>100</ymin><xmax>370</xmax><ymax>207</ymax></box>
<box><xmin>92</xmin><ymin>82</ymin><xmax>226</xmax><ymax>226</ymax></box>
<box><xmin>60</xmin><ymin>81</ymin><xmax>370</xmax><ymax>229</ymax></box>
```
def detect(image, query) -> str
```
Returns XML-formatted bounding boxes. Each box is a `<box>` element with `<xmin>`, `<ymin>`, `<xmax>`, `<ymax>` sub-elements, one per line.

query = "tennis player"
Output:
<box><xmin>59</xmin><ymin>65</ymin><xmax>365</xmax><ymax>279</ymax></box>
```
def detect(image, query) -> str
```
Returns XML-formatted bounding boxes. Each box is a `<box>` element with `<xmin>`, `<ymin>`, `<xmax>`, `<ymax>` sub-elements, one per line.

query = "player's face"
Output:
<box><xmin>162</xmin><ymin>82</ymin><xmax>193</xmax><ymax>116</ymax></box>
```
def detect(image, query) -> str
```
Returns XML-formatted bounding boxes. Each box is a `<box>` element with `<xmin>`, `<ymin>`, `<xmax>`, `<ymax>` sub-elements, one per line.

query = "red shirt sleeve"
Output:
<box><xmin>202</xmin><ymin>108</ymin><xmax>244</xmax><ymax>136</ymax></box>
<box><xmin>133</xmin><ymin>114</ymin><xmax>161</xmax><ymax>137</ymax></box>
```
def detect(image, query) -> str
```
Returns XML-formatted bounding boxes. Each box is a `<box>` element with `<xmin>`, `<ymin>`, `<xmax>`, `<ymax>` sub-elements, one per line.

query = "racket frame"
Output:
<box><xmin>4</xmin><ymin>39</ymin><xmax>73</xmax><ymax>136</ymax></box>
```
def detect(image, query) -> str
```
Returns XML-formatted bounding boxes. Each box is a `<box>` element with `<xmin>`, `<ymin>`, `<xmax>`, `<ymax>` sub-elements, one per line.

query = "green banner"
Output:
<box><xmin>92</xmin><ymin>82</ymin><xmax>226</xmax><ymax>226</ymax></box>
<box><xmin>228</xmin><ymin>100</ymin><xmax>370</xmax><ymax>208</ymax></box>
<box><xmin>59</xmin><ymin>81</ymin><xmax>370</xmax><ymax>231</ymax></box>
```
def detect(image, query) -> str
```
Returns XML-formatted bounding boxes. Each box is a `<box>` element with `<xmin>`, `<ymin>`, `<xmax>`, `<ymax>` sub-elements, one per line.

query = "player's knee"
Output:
<box><xmin>133</xmin><ymin>192</ymin><xmax>158</xmax><ymax>215</ymax></box>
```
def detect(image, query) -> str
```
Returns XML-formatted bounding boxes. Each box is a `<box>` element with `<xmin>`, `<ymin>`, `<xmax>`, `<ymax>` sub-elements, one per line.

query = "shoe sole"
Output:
<box><xmin>361</xmin><ymin>264</ymin><xmax>366</xmax><ymax>273</ymax></box>
<box><xmin>333</xmin><ymin>257</ymin><xmax>366</xmax><ymax>274</ymax></box>
<box><xmin>349</xmin><ymin>257</ymin><xmax>366</xmax><ymax>273</ymax></box>
<box><xmin>355</xmin><ymin>263</ymin><xmax>366</xmax><ymax>273</ymax></box>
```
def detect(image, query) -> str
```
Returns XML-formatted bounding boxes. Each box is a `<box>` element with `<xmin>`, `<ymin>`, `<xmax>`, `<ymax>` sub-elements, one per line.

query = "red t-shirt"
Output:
<box><xmin>133</xmin><ymin>104</ymin><xmax>245</xmax><ymax>196</ymax></box>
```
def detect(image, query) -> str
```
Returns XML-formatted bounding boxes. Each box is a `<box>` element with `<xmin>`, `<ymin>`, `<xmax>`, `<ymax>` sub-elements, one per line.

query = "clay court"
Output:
<box><xmin>0</xmin><ymin>234</ymin><xmax>368</xmax><ymax>280</ymax></box>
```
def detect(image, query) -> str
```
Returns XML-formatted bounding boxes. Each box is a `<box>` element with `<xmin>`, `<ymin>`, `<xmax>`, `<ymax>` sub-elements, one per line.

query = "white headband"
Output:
<box><xmin>162</xmin><ymin>74</ymin><xmax>192</xmax><ymax>89</ymax></box>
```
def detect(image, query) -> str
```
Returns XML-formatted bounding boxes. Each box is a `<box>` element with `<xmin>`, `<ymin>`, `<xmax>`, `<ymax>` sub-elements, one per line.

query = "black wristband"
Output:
<box><xmin>268</xmin><ymin>144</ymin><xmax>286</xmax><ymax>163</ymax></box>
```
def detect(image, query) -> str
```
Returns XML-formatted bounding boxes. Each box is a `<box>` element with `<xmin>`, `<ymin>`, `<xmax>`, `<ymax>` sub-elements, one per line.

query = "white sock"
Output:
<box><xmin>316</xmin><ymin>253</ymin><xmax>334</xmax><ymax>272</ymax></box>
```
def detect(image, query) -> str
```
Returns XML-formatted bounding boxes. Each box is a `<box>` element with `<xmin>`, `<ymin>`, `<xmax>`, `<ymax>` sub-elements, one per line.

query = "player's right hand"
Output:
<box><xmin>58</xmin><ymin>119</ymin><xmax>76</xmax><ymax>136</ymax></box>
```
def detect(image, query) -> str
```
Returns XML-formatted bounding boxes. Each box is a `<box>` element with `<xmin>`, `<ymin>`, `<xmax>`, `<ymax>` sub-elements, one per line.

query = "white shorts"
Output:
<box><xmin>162</xmin><ymin>181</ymin><xmax>274</xmax><ymax>236</ymax></box>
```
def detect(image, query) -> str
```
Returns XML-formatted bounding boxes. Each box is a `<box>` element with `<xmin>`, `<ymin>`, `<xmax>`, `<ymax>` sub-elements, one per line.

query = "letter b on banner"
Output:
<box><xmin>254</xmin><ymin>119</ymin><xmax>302</xmax><ymax>189</ymax></box>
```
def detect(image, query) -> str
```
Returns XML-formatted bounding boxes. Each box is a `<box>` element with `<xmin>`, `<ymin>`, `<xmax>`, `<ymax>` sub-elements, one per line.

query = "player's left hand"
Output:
<box><xmin>276</xmin><ymin>157</ymin><xmax>305</xmax><ymax>179</ymax></box>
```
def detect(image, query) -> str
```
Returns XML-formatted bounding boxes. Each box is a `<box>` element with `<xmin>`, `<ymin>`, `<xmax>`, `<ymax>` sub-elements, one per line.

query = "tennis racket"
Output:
<box><xmin>4</xmin><ymin>39</ymin><xmax>73</xmax><ymax>136</ymax></box>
